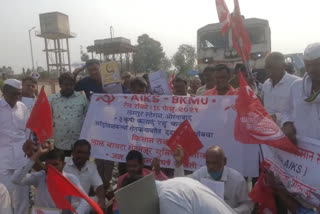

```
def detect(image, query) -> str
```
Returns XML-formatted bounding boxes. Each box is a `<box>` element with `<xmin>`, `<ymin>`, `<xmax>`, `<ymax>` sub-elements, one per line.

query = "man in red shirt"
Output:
<box><xmin>117</xmin><ymin>150</ymin><xmax>168</xmax><ymax>186</ymax></box>
<box><xmin>204</xmin><ymin>64</ymin><xmax>238</xmax><ymax>96</ymax></box>
<box><xmin>113</xmin><ymin>150</ymin><xmax>168</xmax><ymax>212</ymax></box>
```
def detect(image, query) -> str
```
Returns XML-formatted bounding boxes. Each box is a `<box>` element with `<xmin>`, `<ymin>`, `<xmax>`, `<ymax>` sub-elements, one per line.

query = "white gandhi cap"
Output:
<box><xmin>4</xmin><ymin>79</ymin><xmax>22</xmax><ymax>90</ymax></box>
<box><xmin>304</xmin><ymin>43</ymin><xmax>320</xmax><ymax>61</ymax></box>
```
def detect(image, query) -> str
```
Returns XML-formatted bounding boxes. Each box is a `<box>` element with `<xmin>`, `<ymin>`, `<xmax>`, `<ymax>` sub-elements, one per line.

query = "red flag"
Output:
<box><xmin>215</xmin><ymin>0</ymin><xmax>231</xmax><ymax>35</ymax></box>
<box><xmin>169</xmin><ymin>73</ymin><xmax>175</xmax><ymax>93</ymax></box>
<box><xmin>166</xmin><ymin>120</ymin><xmax>203</xmax><ymax>164</ymax></box>
<box><xmin>249</xmin><ymin>161</ymin><xmax>276</xmax><ymax>214</ymax></box>
<box><xmin>47</xmin><ymin>164</ymin><xmax>103</xmax><ymax>214</ymax></box>
<box><xmin>26</xmin><ymin>86</ymin><xmax>53</xmax><ymax>143</ymax></box>
<box><xmin>231</xmin><ymin>0</ymin><xmax>251</xmax><ymax>62</ymax></box>
<box><xmin>234</xmin><ymin>72</ymin><xmax>299</xmax><ymax>154</ymax></box>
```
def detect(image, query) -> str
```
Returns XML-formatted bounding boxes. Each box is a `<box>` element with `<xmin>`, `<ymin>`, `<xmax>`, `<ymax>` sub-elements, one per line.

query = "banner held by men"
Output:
<box><xmin>80</xmin><ymin>93</ymin><xmax>259</xmax><ymax>177</ymax></box>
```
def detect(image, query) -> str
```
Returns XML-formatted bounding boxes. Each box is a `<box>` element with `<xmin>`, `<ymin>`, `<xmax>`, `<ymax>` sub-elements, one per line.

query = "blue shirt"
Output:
<box><xmin>75</xmin><ymin>77</ymin><xmax>103</xmax><ymax>99</ymax></box>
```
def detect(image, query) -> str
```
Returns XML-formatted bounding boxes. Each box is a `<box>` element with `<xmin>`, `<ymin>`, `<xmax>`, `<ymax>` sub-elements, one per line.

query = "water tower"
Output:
<box><xmin>36</xmin><ymin>12</ymin><xmax>76</xmax><ymax>75</ymax></box>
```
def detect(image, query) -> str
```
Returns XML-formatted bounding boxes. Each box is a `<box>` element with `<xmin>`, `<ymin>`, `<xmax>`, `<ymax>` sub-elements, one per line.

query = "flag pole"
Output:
<box><xmin>235</xmin><ymin>37</ymin><xmax>253</xmax><ymax>79</ymax></box>
<box><xmin>236</xmin><ymin>38</ymin><xmax>265</xmax><ymax>161</ymax></box>
<box><xmin>259</xmin><ymin>144</ymin><xmax>265</xmax><ymax>161</ymax></box>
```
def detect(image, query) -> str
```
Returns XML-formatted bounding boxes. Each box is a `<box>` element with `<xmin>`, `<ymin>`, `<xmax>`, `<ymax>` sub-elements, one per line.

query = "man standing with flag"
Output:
<box><xmin>0</xmin><ymin>79</ymin><xmax>30</xmax><ymax>214</ymax></box>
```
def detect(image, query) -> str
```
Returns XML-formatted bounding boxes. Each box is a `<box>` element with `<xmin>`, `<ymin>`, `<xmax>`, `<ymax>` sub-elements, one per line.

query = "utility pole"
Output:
<box><xmin>110</xmin><ymin>26</ymin><xmax>115</xmax><ymax>60</ymax></box>
<box><xmin>28</xmin><ymin>26</ymin><xmax>36</xmax><ymax>72</ymax></box>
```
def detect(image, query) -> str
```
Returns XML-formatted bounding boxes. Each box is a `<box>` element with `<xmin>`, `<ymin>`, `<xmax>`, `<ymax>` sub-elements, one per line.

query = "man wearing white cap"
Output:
<box><xmin>282</xmin><ymin>43</ymin><xmax>320</xmax><ymax>140</ymax></box>
<box><xmin>0</xmin><ymin>79</ymin><xmax>30</xmax><ymax>213</ymax></box>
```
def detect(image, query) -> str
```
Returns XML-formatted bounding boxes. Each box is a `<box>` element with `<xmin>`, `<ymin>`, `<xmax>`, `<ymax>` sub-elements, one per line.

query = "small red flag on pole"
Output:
<box><xmin>47</xmin><ymin>165</ymin><xmax>103</xmax><ymax>214</ymax></box>
<box><xmin>26</xmin><ymin>86</ymin><xmax>53</xmax><ymax>143</ymax></box>
<box><xmin>166</xmin><ymin>120</ymin><xmax>203</xmax><ymax>164</ymax></box>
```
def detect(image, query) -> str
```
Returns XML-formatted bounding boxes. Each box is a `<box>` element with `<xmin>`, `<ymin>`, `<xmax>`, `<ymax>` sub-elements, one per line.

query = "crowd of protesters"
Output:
<box><xmin>0</xmin><ymin>42</ymin><xmax>319</xmax><ymax>214</ymax></box>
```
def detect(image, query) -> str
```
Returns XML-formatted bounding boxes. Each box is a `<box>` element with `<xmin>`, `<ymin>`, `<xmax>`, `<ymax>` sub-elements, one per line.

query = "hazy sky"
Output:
<box><xmin>1</xmin><ymin>0</ymin><xmax>320</xmax><ymax>73</ymax></box>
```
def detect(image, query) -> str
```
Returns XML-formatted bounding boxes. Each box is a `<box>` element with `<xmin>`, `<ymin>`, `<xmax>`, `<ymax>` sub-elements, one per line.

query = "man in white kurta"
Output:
<box><xmin>0</xmin><ymin>79</ymin><xmax>29</xmax><ymax>214</ymax></box>
<box><xmin>281</xmin><ymin>43</ymin><xmax>320</xmax><ymax>140</ymax></box>
<box><xmin>262</xmin><ymin>52</ymin><xmax>300</xmax><ymax>125</ymax></box>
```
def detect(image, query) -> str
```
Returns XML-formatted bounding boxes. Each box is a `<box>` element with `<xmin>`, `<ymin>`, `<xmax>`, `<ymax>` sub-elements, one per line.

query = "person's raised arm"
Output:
<box><xmin>22</xmin><ymin>137</ymin><xmax>47</xmax><ymax>171</ymax></box>
<box><xmin>73</xmin><ymin>66</ymin><xmax>86</xmax><ymax>81</ymax></box>
<box><xmin>12</xmin><ymin>142</ymin><xmax>50</xmax><ymax>186</ymax></box>
<box><xmin>173</xmin><ymin>145</ymin><xmax>203</xmax><ymax>180</ymax></box>
<box><xmin>173</xmin><ymin>145</ymin><xmax>185</xmax><ymax>177</ymax></box>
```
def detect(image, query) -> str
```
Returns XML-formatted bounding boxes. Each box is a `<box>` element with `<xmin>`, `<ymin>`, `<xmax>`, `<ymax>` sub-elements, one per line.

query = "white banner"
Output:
<box><xmin>262</xmin><ymin>137</ymin><xmax>320</xmax><ymax>207</ymax></box>
<box><xmin>80</xmin><ymin>94</ymin><xmax>259</xmax><ymax>177</ymax></box>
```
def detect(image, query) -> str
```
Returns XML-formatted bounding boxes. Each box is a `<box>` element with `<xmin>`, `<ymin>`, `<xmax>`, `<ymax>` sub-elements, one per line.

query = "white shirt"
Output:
<box><xmin>0</xmin><ymin>99</ymin><xmax>28</xmax><ymax>170</ymax></box>
<box><xmin>63</xmin><ymin>158</ymin><xmax>103</xmax><ymax>194</ymax></box>
<box><xmin>21</xmin><ymin>97</ymin><xmax>36</xmax><ymax>115</ymax></box>
<box><xmin>281</xmin><ymin>79</ymin><xmax>320</xmax><ymax>140</ymax></box>
<box><xmin>156</xmin><ymin>177</ymin><xmax>236</xmax><ymax>214</ymax></box>
<box><xmin>174</xmin><ymin>166</ymin><xmax>253</xmax><ymax>214</ymax></box>
<box><xmin>11</xmin><ymin>159</ymin><xmax>90</xmax><ymax>214</ymax></box>
<box><xmin>263</xmin><ymin>72</ymin><xmax>300</xmax><ymax>123</ymax></box>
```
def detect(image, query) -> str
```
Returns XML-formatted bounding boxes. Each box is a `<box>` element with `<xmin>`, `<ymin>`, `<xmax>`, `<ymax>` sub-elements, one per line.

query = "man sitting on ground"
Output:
<box><xmin>173</xmin><ymin>145</ymin><xmax>253</xmax><ymax>214</ymax></box>
<box><xmin>113</xmin><ymin>150</ymin><xmax>168</xmax><ymax>213</ymax></box>
<box><xmin>63</xmin><ymin>139</ymin><xmax>106</xmax><ymax>212</ymax></box>
<box><xmin>117</xmin><ymin>150</ymin><xmax>168</xmax><ymax>189</ymax></box>
<box><xmin>204</xmin><ymin>64</ymin><xmax>238</xmax><ymax>95</ymax></box>
<box><xmin>12</xmin><ymin>144</ymin><xmax>90</xmax><ymax>213</ymax></box>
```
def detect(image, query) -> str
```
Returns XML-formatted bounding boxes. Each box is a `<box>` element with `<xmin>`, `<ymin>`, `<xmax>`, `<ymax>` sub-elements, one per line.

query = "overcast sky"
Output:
<box><xmin>1</xmin><ymin>0</ymin><xmax>320</xmax><ymax>73</ymax></box>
